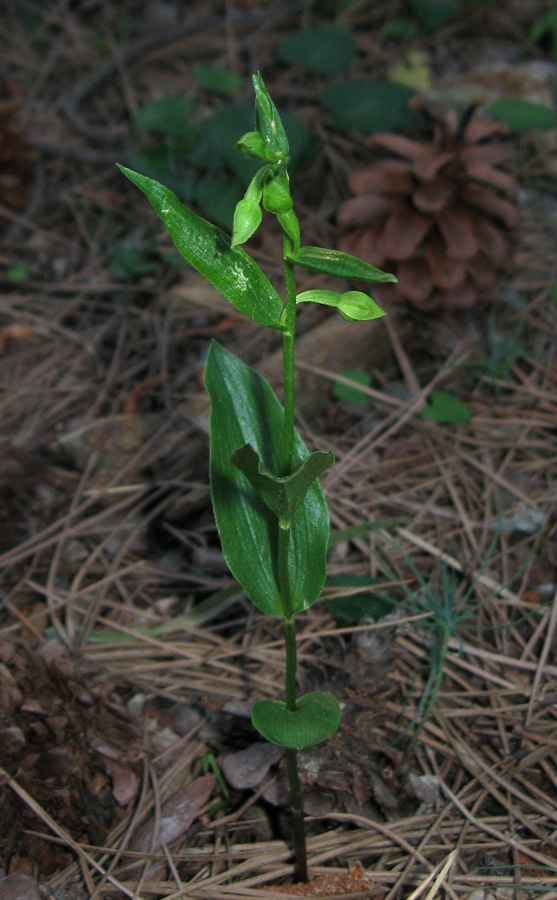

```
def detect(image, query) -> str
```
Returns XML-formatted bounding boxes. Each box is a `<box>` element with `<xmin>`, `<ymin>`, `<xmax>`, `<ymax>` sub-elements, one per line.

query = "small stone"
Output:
<box><xmin>0</xmin><ymin>873</ymin><xmax>41</xmax><ymax>900</ymax></box>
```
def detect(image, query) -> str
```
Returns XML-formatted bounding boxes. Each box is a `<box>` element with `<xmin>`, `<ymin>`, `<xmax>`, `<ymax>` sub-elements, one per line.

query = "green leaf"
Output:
<box><xmin>253</xmin><ymin>74</ymin><xmax>290</xmax><ymax>170</ymax></box>
<box><xmin>204</xmin><ymin>341</ymin><xmax>330</xmax><ymax>617</ymax></box>
<box><xmin>7</xmin><ymin>263</ymin><xmax>30</xmax><ymax>282</ymax></box>
<box><xmin>486</xmin><ymin>99</ymin><xmax>557</xmax><ymax>133</ymax></box>
<box><xmin>525</xmin><ymin>4</ymin><xmax>557</xmax><ymax>50</ymax></box>
<box><xmin>251</xmin><ymin>692</ymin><xmax>341</xmax><ymax>750</ymax></box>
<box><xmin>118</xmin><ymin>166</ymin><xmax>284</xmax><ymax>329</ymax></box>
<box><xmin>194</xmin><ymin>172</ymin><xmax>244</xmax><ymax>230</ymax></box>
<box><xmin>332</xmin><ymin>370</ymin><xmax>371</xmax><ymax>407</ymax></box>
<box><xmin>278</xmin><ymin>25</ymin><xmax>356</xmax><ymax>76</ymax></box>
<box><xmin>320</xmin><ymin>79</ymin><xmax>418</xmax><ymax>134</ymax></box>
<box><xmin>111</xmin><ymin>247</ymin><xmax>155</xmax><ymax>279</ymax></box>
<box><xmin>126</xmin><ymin>147</ymin><xmax>181</xmax><ymax>188</ymax></box>
<box><xmin>423</xmin><ymin>390</ymin><xmax>472</xmax><ymax>424</ymax></box>
<box><xmin>194</xmin><ymin>66</ymin><xmax>242</xmax><ymax>96</ymax></box>
<box><xmin>384</xmin><ymin>17</ymin><xmax>416</xmax><ymax>40</ymax></box>
<box><xmin>296</xmin><ymin>289</ymin><xmax>386</xmax><ymax>322</ymax></box>
<box><xmin>230</xmin><ymin>444</ymin><xmax>334</xmax><ymax>522</ymax></box>
<box><xmin>325</xmin><ymin>574</ymin><xmax>396</xmax><ymax>625</ymax></box>
<box><xmin>134</xmin><ymin>96</ymin><xmax>196</xmax><ymax>139</ymax></box>
<box><xmin>408</xmin><ymin>0</ymin><xmax>458</xmax><ymax>31</ymax></box>
<box><xmin>289</xmin><ymin>246</ymin><xmax>397</xmax><ymax>283</ymax></box>
<box><xmin>201</xmin><ymin>105</ymin><xmax>261</xmax><ymax>183</ymax></box>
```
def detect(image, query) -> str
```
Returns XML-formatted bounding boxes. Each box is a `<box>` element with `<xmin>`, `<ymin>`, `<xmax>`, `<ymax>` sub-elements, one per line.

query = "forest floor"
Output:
<box><xmin>1</xmin><ymin>1</ymin><xmax>556</xmax><ymax>898</ymax></box>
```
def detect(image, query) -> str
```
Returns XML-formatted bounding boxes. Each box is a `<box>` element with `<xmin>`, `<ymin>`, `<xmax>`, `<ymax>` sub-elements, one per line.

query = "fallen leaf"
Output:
<box><xmin>130</xmin><ymin>774</ymin><xmax>215</xmax><ymax>853</ymax></box>
<box><xmin>0</xmin><ymin>873</ymin><xmax>41</xmax><ymax>900</ymax></box>
<box><xmin>222</xmin><ymin>742</ymin><xmax>284</xmax><ymax>790</ymax></box>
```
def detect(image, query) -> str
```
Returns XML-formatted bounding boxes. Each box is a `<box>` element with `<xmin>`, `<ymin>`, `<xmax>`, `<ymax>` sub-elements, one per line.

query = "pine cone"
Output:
<box><xmin>337</xmin><ymin>102</ymin><xmax>519</xmax><ymax>310</ymax></box>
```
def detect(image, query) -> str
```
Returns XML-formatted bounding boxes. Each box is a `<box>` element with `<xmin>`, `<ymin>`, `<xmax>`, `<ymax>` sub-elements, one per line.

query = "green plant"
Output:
<box><xmin>278</xmin><ymin>24</ymin><xmax>356</xmax><ymax>76</ymax></box>
<box><xmin>130</xmin><ymin>93</ymin><xmax>313</xmax><ymax>231</ymax></box>
<box><xmin>525</xmin><ymin>1</ymin><xmax>557</xmax><ymax>64</ymax></box>
<box><xmin>486</xmin><ymin>98</ymin><xmax>557</xmax><ymax>133</ymax></box>
<box><xmin>372</xmin><ymin>528</ymin><xmax>542</xmax><ymax>761</ymax></box>
<box><xmin>422</xmin><ymin>389</ymin><xmax>472</xmax><ymax>423</ymax></box>
<box><xmin>119</xmin><ymin>74</ymin><xmax>394</xmax><ymax>882</ymax></box>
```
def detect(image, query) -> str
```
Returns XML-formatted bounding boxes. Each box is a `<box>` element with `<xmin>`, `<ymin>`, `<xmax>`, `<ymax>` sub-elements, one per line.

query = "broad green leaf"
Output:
<box><xmin>194</xmin><ymin>66</ymin><xmax>242</xmax><ymax>96</ymax></box>
<box><xmin>423</xmin><ymin>390</ymin><xmax>472</xmax><ymax>424</ymax></box>
<box><xmin>134</xmin><ymin>95</ymin><xmax>196</xmax><ymax>139</ymax></box>
<box><xmin>253</xmin><ymin>74</ymin><xmax>290</xmax><ymax>169</ymax></box>
<box><xmin>7</xmin><ymin>263</ymin><xmax>30</xmax><ymax>282</ymax></box>
<box><xmin>126</xmin><ymin>148</ymin><xmax>186</xmax><ymax>191</ymax></box>
<box><xmin>204</xmin><ymin>341</ymin><xmax>330</xmax><ymax>617</ymax></box>
<box><xmin>384</xmin><ymin>17</ymin><xmax>416</xmax><ymax>40</ymax></box>
<box><xmin>193</xmin><ymin>172</ymin><xmax>244</xmax><ymax>231</ymax></box>
<box><xmin>289</xmin><ymin>246</ymin><xmax>397</xmax><ymax>283</ymax></box>
<box><xmin>487</xmin><ymin>100</ymin><xmax>557</xmax><ymax>133</ymax></box>
<box><xmin>320</xmin><ymin>79</ymin><xmax>418</xmax><ymax>134</ymax></box>
<box><xmin>111</xmin><ymin>247</ymin><xmax>155</xmax><ymax>279</ymax></box>
<box><xmin>278</xmin><ymin>25</ymin><xmax>356</xmax><ymax>76</ymax></box>
<box><xmin>230</xmin><ymin>444</ymin><xmax>334</xmax><ymax>522</ymax></box>
<box><xmin>332</xmin><ymin>370</ymin><xmax>371</xmax><ymax>407</ymax></box>
<box><xmin>296</xmin><ymin>289</ymin><xmax>386</xmax><ymax>322</ymax></box>
<box><xmin>408</xmin><ymin>0</ymin><xmax>458</xmax><ymax>30</ymax></box>
<box><xmin>251</xmin><ymin>692</ymin><xmax>341</xmax><ymax>750</ymax></box>
<box><xmin>525</xmin><ymin>5</ymin><xmax>557</xmax><ymax>50</ymax></box>
<box><xmin>325</xmin><ymin>574</ymin><xmax>396</xmax><ymax>625</ymax></box>
<box><xmin>118</xmin><ymin>166</ymin><xmax>284</xmax><ymax>329</ymax></box>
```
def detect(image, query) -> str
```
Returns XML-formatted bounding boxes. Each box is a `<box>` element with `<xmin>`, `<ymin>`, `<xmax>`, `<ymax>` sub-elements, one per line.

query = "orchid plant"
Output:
<box><xmin>119</xmin><ymin>74</ymin><xmax>395</xmax><ymax>882</ymax></box>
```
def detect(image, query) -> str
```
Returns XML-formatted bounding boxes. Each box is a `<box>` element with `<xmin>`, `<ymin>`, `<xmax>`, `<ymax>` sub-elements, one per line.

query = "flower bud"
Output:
<box><xmin>232</xmin><ymin>198</ymin><xmax>262</xmax><ymax>247</ymax></box>
<box><xmin>262</xmin><ymin>177</ymin><xmax>293</xmax><ymax>214</ymax></box>
<box><xmin>236</xmin><ymin>131</ymin><xmax>266</xmax><ymax>160</ymax></box>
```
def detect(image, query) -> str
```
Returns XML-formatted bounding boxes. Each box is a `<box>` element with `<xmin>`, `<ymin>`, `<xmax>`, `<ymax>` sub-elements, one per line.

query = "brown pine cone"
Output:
<box><xmin>337</xmin><ymin>102</ymin><xmax>519</xmax><ymax>310</ymax></box>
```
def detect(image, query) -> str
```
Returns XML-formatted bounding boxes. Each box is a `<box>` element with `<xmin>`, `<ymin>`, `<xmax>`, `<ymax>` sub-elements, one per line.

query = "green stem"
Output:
<box><xmin>282</xmin><ymin>235</ymin><xmax>297</xmax><ymax>476</ymax></box>
<box><xmin>285</xmin><ymin>748</ymin><xmax>308</xmax><ymax>883</ymax></box>
<box><xmin>283</xmin><ymin>615</ymin><xmax>297</xmax><ymax>711</ymax></box>
<box><xmin>278</xmin><ymin>520</ymin><xmax>294</xmax><ymax>622</ymax></box>
<box><xmin>279</xmin><ymin>233</ymin><xmax>308</xmax><ymax>882</ymax></box>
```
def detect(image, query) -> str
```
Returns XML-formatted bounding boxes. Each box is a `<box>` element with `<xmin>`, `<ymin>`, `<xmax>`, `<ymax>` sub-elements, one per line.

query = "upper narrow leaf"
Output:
<box><xmin>118</xmin><ymin>166</ymin><xmax>284</xmax><ymax>329</ymax></box>
<box><xmin>288</xmin><ymin>246</ymin><xmax>397</xmax><ymax>283</ymax></box>
<box><xmin>205</xmin><ymin>341</ymin><xmax>330</xmax><ymax>617</ymax></box>
<box><xmin>296</xmin><ymin>289</ymin><xmax>386</xmax><ymax>322</ymax></box>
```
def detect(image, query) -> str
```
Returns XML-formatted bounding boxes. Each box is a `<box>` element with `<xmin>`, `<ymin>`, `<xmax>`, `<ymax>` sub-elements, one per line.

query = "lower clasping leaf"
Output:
<box><xmin>204</xmin><ymin>340</ymin><xmax>330</xmax><ymax>618</ymax></box>
<box><xmin>251</xmin><ymin>692</ymin><xmax>341</xmax><ymax>751</ymax></box>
